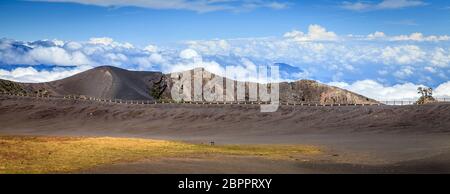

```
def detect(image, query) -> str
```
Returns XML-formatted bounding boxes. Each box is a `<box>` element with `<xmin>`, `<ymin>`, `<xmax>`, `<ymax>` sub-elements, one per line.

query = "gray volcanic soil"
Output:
<box><xmin>30</xmin><ymin>66</ymin><xmax>165</xmax><ymax>100</ymax></box>
<box><xmin>1</xmin><ymin>96</ymin><xmax>450</xmax><ymax>173</ymax></box>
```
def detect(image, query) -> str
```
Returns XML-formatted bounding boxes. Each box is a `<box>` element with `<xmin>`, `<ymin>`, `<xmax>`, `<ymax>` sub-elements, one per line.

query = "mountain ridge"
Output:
<box><xmin>0</xmin><ymin>66</ymin><xmax>378</xmax><ymax>104</ymax></box>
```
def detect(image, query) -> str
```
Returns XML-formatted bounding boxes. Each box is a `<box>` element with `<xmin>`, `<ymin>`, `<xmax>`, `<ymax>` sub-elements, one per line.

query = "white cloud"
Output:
<box><xmin>329</xmin><ymin>80</ymin><xmax>425</xmax><ymax>100</ymax></box>
<box><xmin>364</xmin><ymin>31</ymin><xmax>450</xmax><ymax>42</ymax></box>
<box><xmin>0</xmin><ymin>66</ymin><xmax>92</xmax><ymax>83</ymax></box>
<box><xmin>284</xmin><ymin>25</ymin><xmax>338</xmax><ymax>41</ymax></box>
<box><xmin>435</xmin><ymin>81</ymin><xmax>450</xmax><ymax>97</ymax></box>
<box><xmin>51</xmin><ymin>39</ymin><xmax>65</xmax><ymax>47</ymax></box>
<box><xmin>284</xmin><ymin>26</ymin><xmax>449</xmax><ymax>43</ymax></box>
<box><xmin>149</xmin><ymin>53</ymin><xmax>165</xmax><ymax>63</ymax></box>
<box><xmin>381</xmin><ymin>45</ymin><xmax>425</xmax><ymax>65</ymax></box>
<box><xmin>390</xmin><ymin>32</ymin><xmax>450</xmax><ymax>42</ymax></box>
<box><xmin>367</xmin><ymin>31</ymin><xmax>386</xmax><ymax>40</ymax></box>
<box><xmin>2</xmin><ymin>34</ymin><xmax>450</xmax><ymax>101</ymax></box>
<box><xmin>1</xmin><ymin>25</ymin><xmax>450</xmax><ymax>90</ymax></box>
<box><xmin>88</xmin><ymin>37</ymin><xmax>134</xmax><ymax>49</ymax></box>
<box><xmin>430</xmin><ymin>48</ymin><xmax>450</xmax><ymax>67</ymax></box>
<box><xmin>27</xmin><ymin>47</ymin><xmax>92</xmax><ymax>66</ymax></box>
<box><xmin>88</xmin><ymin>37</ymin><xmax>114</xmax><ymax>45</ymax></box>
<box><xmin>0</xmin><ymin>37</ymin><xmax>165</xmax><ymax>72</ymax></box>
<box><xmin>1</xmin><ymin>29</ymin><xmax>448</xmax><ymax>72</ymax></box>
<box><xmin>179</xmin><ymin>49</ymin><xmax>200</xmax><ymax>59</ymax></box>
<box><xmin>377</xmin><ymin>0</ymin><xmax>426</xmax><ymax>9</ymax></box>
<box><xmin>64</xmin><ymin>41</ymin><xmax>83</xmax><ymax>50</ymax></box>
<box><xmin>424</xmin><ymin>66</ymin><xmax>436</xmax><ymax>73</ymax></box>
<box><xmin>186</xmin><ymin>39</ymin><xmax>231</xmax><ymax>55</ymax></box>
<box><xmin>330</xmin><ymin>79</ymin><xmax>450</xmax><ymax>100</ymax></box>
<box><xmin>163</xmin><ymin>54</ymin><xmax>224</xmax><ymax>77</ymax></box>
<box><xmin>144</xmin><ymin>44</ymin><xmax>158</xmax><ymax>53</ymax></box>
<box><xmin>31</xmin><ymin>0</ymin><xmax>289</xmax><ymax>13</ymax></box>
<box><xmin>393</xmin><ymin>66</ymin><xmax>414</xmax><ymax>78</ymax></box>
<box><xmin>342</xmin><ymin>0</ymin><xmax>426</xmax><ymax>11</ymax></box>
<box><xmin>264</xmin><ymin>2</ymin><xmax>288</xmax><ymax>10</ymax></box>
<box><xmin>341</xmin><ymin>2</ymin><xmax>372</xmax><ymax>11</ymax></box>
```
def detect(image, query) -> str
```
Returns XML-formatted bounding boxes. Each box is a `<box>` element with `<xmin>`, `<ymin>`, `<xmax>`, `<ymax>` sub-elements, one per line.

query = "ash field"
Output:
<box><xmin>1</xmin><ymin>66</ymin><xmax>450</xmax><ymax>174</ymax></box>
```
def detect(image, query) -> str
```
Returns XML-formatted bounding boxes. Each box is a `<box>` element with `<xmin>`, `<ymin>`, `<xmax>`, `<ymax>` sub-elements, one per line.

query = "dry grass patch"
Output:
<box><xmin>0</xmin><ymin>135</ymin><xmax>320</xmax><ymax>173</ymax></box>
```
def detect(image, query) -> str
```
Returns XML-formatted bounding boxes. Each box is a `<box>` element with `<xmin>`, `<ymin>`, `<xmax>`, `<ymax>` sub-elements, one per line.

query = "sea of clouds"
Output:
<box><xmin>1</xmin><ymin>24</ymin><xmax>450</xmax><ymax>100</ymax></box>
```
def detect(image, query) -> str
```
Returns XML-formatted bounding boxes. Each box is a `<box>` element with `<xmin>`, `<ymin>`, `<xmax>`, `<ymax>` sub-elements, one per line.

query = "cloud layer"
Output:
<box><xmin>31</xmin><ymin>0</ymin><xmax>289</xmax><ymax>12</ymax></box>
<box><xmin>342</xmin><ymin>0</ymin><xmax>427</xmax><ymax>11</ymax></box>
<box><xmin>0</xmin><ymin>65</ymin><xmax>91</xmax><ymax>83</ymax></box>
<box><xmin>1</xmin><ymin>24</ymin><xmax>450</xmax><ymax>100</ymax></box>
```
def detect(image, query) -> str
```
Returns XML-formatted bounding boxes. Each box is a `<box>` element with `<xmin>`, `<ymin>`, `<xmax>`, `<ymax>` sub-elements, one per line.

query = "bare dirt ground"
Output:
<box><xmin>84</xmin><ymin>153</ymin><xmax>450</xmax><ymax>174</ymax></box>
<box><xmin>1</xmin><ymin>95</ymin><xmax>450</xmax><ymax>173</ymax></box>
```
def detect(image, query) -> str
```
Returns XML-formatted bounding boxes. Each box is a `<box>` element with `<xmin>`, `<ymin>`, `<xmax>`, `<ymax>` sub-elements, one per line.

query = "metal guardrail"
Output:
<box><xmin>0</xmin><ymin>92</ymin><xmax>385</xmax><ymax>107</ymax></box>
<box><xmin>3</xmin><ymin>92</ymin><xmax>449</xmax><ymax>107</ymax></box>
<box><xmin>435</xmin><ymin>98</ymin><xmax>450</xmax><ymax>102</ymax></box>
<box><xmin>380</xmin><ymin>98</ymin><xmax>450</xmax><ymax>106</ymax></box>
<box><xmin>380</xmin><ymin>101</ymin><xmax>416</xmax><ymax>106</ymax></box>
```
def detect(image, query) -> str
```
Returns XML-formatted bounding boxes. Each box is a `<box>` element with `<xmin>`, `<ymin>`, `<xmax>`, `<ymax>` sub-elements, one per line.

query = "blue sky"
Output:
<box><xmin>1</xmin><ymin>0</ymin><xmax>449</xmax><ymax>44</ymax></box>
<box><xmin>1</xmin><ymin>0</ymin><xmax>450</xmax><ymax>100</ymax></box>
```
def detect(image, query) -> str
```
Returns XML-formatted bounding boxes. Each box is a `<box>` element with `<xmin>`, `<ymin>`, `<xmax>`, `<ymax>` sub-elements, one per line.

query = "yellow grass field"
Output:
<box><xmin>0</xmin><ymin>135</ymin><xmax>320</xmax><ymax>174</ymax></box>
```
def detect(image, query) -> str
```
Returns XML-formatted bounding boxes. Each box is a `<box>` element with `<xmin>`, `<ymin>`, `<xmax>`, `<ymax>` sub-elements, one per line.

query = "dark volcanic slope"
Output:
<box><xmin>1</xmin><ymin>95</ymin><xmax>449</xmax><ymax>138</ymax></box>
<box><xmin>43</xmin><ymin>66</ymin><xmax>164</xmax><ymax>100</ymax></box>
<box><xmin>1</xmin><ymin>66</ymin><xmax>377</xmax><ymax>104</ymax></box>
<box><xmin>2</xmin><ymin>95</ymin><xmax>450</xmax><ymax>173</ymax></box>
<box><xmin>0</xmin><ymin>66</ymin><xmax>165</xmax><ymax>100</ymax></box>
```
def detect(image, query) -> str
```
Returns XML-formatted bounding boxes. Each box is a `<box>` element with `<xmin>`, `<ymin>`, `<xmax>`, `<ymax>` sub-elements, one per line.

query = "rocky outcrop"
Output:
<box><xmin>164</xmin><ymin>68</ymin><xmax>377</xmax><ymax>104</ymax></box>
<box><xmin>279</xmin><ymin>80</ymin><xmax>375</xmax><ymax>104</ymax></box>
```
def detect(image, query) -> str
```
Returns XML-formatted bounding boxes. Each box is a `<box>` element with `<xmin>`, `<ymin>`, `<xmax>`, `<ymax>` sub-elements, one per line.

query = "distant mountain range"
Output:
<box><xmin>0</xmin><ymin>66</ymin><xmax>377</xmax><ymax>104</ymax></box>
